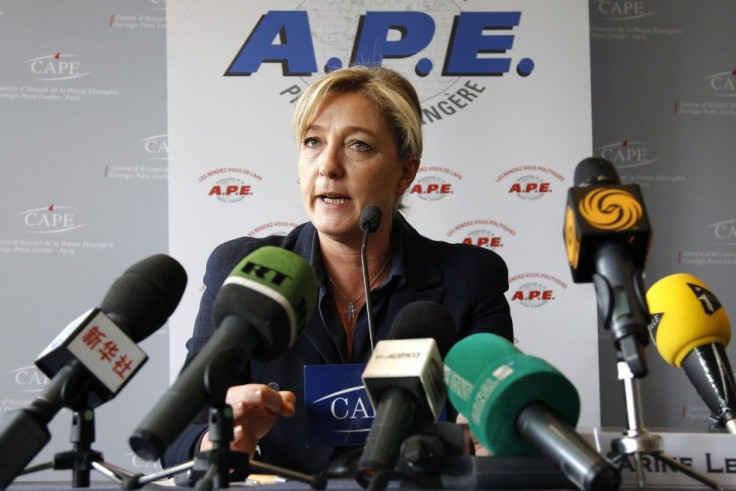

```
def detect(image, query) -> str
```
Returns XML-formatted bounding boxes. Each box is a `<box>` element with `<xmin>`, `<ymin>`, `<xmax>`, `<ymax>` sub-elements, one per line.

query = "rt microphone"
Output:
<box><xmin>0</xmin><ymin>254</ymin><xmax>187</xmax><ymax>489</ymax></box>
<box><xmin>646</xmin><ymin>273</ymin><xmax>736</xmax><ymax>433</ymax></box>
<box><xmin>359</xmin><ymin>204</ymin><xmax>382</xmax><ymax>352</ymax></box>
<box><xmin>444</xmin><ymin>333</ymin><xmax>621</xmax><ymax>491</ymax></box>
<box><xmin>129</xmin><ymin>246</ymin><xmax>318</xmax><ymax>461</ymax></box>
<box><xmin>563</xmin><ymin>157</ymin><xmax>652</xmax><ymax>377</ymax></box>
<box><xmin>355</xmin><ymin>301</ymin><xmax>457</xmax><ymax>489</ymax></box>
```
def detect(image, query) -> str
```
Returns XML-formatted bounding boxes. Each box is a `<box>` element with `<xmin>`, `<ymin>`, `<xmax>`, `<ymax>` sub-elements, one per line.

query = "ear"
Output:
<box><xmin>396</xmin><ymin>156</ymin><xmax>420</xmax><ymax>195</ymax></box>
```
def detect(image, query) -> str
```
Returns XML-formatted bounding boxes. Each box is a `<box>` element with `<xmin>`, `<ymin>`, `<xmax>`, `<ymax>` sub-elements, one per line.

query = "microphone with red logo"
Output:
<box><xmin>0</xmin><ymin>254</ymin><xmax>187</xmax><ymax>489</ymax></box>
<box><xmin>355</xmin><ymin>301</ymin><xmax>457</xmax><ymax>489</ymax></box>
<box><xmin>563</xmin><ymin>157</ymin><xmax>652</xmax><ymax>377</ymax></box>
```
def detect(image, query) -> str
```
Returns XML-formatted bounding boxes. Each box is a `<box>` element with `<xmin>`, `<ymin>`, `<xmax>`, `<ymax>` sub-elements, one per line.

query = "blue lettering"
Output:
<box><xmin>351</xmin><ymin>12</ymin><xmax>435</xmax><ymax>66</ymax></box>
<box><xmin>226</xmin><ymin>11</ymin><xmax>317</xmax><ymax>76</ymax></box>
<box><xmin>443</xmin><ymin>12</ymin><xmax>520</xmax><ymax>75</ymax></box>
<box><xmin>227</xmin><ymin>10</ymin><xmax>531</xmax><ymax>78</ymax></box>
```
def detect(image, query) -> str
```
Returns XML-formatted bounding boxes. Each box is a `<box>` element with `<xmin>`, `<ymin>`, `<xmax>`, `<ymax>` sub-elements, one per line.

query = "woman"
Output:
<box><xmin>162</xmin><ymin>65</ymin><xmax>513</xmax><ymax>475</ymax></box>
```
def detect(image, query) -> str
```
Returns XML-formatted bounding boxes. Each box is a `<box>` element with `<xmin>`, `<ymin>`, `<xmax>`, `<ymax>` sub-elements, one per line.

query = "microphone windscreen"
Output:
<box><xmin>359</xmin><ymin>204</ymin><xmax>382</xmax><ymax>233</ymax></box>
<box><xmin>646</xmin><ymin>273</ymin><xmax>731</xmax><ymax>367</ymax></box>
<box><xmin>573</xmin><ymin>157</ymin><xmax>621</xmax><ymax>187</ymax></box>
<box><xmin>100</xmin><ymin>254</ymin><xmax>187</xmax><ymax>342</ymax></box>
<box><xmin>212</xmin><ymin>246</ymin><xmax>318</xmax><ymax>359</ymax></box>
<box><xmin>444</xmin><ymin>333</ymin><xmax>579</xmax><ymax>455</ymax></box>
<box><xmin>388</xmin><ymin>301</ymin><xmax>457</xmax><ymax>357</ymax></box>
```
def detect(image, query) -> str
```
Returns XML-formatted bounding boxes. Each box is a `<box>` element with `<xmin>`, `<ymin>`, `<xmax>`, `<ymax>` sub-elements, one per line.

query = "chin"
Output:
<box><xmin>313</xmin><ymin>220</ymin><xmax>360</xmax><ymax>239</ymax></box>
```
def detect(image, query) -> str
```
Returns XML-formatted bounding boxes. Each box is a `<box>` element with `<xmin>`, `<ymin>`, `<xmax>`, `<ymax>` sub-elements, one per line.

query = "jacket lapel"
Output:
<box><xmin>376</xmin><ymin>222</ymin><xmax>447</xmax><ymax>340</ymax></box>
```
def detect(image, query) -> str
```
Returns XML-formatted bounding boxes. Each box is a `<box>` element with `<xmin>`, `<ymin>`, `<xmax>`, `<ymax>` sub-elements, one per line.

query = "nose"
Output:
<box><xmin>317</xmin><ymin>143</ymin><xmax>344</xmax><ymax>179</ymax></box>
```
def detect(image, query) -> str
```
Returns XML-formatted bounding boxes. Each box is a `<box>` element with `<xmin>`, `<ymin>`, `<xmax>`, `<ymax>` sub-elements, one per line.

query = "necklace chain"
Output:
<box><xmin>328</xmin><ymin>255</ymin><xmax>391</xmax><ymax>327</ymax></box>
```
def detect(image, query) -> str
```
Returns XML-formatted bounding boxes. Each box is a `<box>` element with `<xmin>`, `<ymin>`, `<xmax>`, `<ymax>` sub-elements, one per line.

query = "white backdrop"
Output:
<box><xmin>3</xmin><ymin>2</ymin><xmax>736</xmax><ymax>486</ymax></box>
<box><xmin>166</xmin><ymin>0</ymin><xmax>598</xmax><ymax>426</ymax></box>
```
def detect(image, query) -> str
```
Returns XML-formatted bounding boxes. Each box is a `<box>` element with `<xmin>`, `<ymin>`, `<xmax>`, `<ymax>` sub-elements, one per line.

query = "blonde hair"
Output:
<box><xmin>292</xmin><ymin>65</ymin><xmax>423</xmax><ymax>160</ymax></box>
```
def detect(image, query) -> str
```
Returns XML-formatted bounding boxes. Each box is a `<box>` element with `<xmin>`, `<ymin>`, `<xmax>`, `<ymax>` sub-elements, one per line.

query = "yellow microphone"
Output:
<box><xmin>646</xmin><ymin>273</ymin><xmax>735</xmax><ymax>432</ymax></box>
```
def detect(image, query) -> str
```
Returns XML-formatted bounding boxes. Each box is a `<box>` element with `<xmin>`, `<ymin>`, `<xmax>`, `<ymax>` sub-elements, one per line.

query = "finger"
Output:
<box><xmin>279</xmin><ymin>391</ymin><xmax>297</xmax><ymax>417</ymax></box>
<box><xmin>232</xmin><ymin>425</ymin><xmax>244</xmax><ymax>444</ymax></box>
<box><xmin>231</xmin><ymin>425</ymin><xmax>258</xmax><ymax>456</ymax></box>
<box><xmin>225</xmin><ymin>385</ymin><xmax>256</xmax><ymax>417</ymax></box>
<box><xmin>247</xmin><ymin>386</ymin><xmax>284</xmax><ymax>415</ymax></box>
<box><xmin>226</xmin><ymin>385</ymin><xmax>294</xmax><ymax>418</ymax></box>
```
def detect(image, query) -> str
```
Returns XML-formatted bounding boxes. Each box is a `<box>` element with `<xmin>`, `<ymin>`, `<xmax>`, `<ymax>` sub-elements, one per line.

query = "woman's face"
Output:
<box><xmin>298</xmin><ymin>91</ymin><xmax>418</xmax><ymax>242</ymax></box>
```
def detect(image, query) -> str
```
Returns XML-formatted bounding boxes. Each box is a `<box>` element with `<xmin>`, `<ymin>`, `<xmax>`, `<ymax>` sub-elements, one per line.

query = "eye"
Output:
<box><xmin>350</xmin><ymin>140</ymin><xmax>372</xmax><ymax>152</ymax></box>
<box><xmin>303</xmin><ymin>137</ymin><xmax>320</xmax><ymax>148</ymax></box>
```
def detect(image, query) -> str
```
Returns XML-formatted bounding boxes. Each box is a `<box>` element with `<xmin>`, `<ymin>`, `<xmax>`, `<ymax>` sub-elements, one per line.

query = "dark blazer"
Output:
<box><xmin>161</xmin><ymin>216</ymin><xmax>513</xmax><ymax>475</ymax></box>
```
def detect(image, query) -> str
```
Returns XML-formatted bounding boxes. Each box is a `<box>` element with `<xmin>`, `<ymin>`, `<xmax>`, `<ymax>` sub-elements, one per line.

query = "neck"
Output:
<box><xmin>318</xmin><ymin>223</ymin><xmax>392</xmax><ymax>275</ymax></box>
<box><xmin>319</xmin><ymin>221</ymin><xmax>394</xmax><ymax>356</ymax></box>
<box><xmin>320</xmin><ymin>227</ymin><xmax>391</xmax><ymax>298</ymax></box>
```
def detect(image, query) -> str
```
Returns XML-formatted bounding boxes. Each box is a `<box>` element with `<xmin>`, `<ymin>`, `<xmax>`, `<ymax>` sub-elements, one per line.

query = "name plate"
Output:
<box><xmin>304</xmin><ymin>363</ymin><xmax>374</xmax><ymax>447</ymax></box>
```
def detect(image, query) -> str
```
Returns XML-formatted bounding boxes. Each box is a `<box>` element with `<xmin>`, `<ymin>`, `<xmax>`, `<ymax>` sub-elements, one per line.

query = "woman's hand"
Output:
<box><xmin>200</xmin><ymin>383</ymin><xmax>296</xmax><ymax>457</ymax></box>
<box><xmin>456</xmin><ymin>412</ymin><xmax>490</xmax><ymax>456</ymax></box>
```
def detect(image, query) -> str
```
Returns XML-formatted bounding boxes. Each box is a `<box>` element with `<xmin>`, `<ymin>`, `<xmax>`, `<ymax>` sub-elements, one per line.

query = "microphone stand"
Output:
<box><xmin>122</xmin><ymin>358</ymin><xmax>326</xmax><ymax>490</ymax></box>
<box><xmin>591</xmin><ymin>251</ymin><xmax>722</xmax><ymax>489</ymax></box>
<box><xmin>396</xmin><ymin>422</ymin><xmax>578</xmax><ymax>490</ymax></box>
<box><xmin>15</xmin><ymin>384</ymin><xmax>137</xmax><ymax>487</ymax></box>
<box><xmin>124</xmin><ymin>407</ymin><xmax>325</xmax><ymax>490</ymax></box>
<box><xmin>395</xmin><ymin>421</ymin><xmax>473</xmax><ymax>489</ymax></box>
<box><xmin>358</xmin><ymin>204</ymin><xmax>381</xmax><ymax>352</ymax></box>
<box><xmin>361</xmin><ymin>226</ymin><xmax>377</xmax><ymax>352</ymax></box>
<box><xmin>608</xmin><ymin>359</ymin><xmax>722</xmax><ymax>490</ymax></box>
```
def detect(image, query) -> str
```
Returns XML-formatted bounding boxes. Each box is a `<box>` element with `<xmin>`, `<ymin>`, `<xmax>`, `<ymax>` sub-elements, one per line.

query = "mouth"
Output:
<box><xmin>319</xmin><ymin>194</ymin><xmax>350</xmax><ymax>204</ymax></box>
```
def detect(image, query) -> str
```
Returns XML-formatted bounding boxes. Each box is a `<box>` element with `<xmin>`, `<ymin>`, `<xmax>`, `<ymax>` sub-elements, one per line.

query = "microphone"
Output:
<box><xmin>359</xmin><ymin>204</ymin><xmax>382</xmax><ymax>352</ymax></box>
<box><xmin>355</xmin><ymin>301</ymin><xmax>457</xmax><ymax>489</ymax></box>
<box><xmin>359</xmin><ymin>204</ymin><xmax>382</xmax><ymax>234</ymax></box>
<box><xmin>444</xmin><ymin>333</ymin><xmax>621</xmax><ymax>491</ymax></box>
<box><xmin>0</xmin><ymin>254</ymin><xmax>187</xmax><ymax>489</ymax></box>
<box><xmin>646</xmin><ymin>273</ymin><xmax>736</xmax><ymax>433</ymax></box>
<box><xmin>563</xmin><ymin>157</ymin><xmax>652</xmax><ymax>377</ymax></box>
<box><xmin>129</xmin><ymin>245</ymin><xmax>318</xmax><ymax>461</ymax></box>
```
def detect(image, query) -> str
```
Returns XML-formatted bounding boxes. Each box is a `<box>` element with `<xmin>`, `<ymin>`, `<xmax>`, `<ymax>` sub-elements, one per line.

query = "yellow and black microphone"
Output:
<box><xmin>562</xmin><ymin>157</ymin><xmax>652</xmax><ymax>377</ymax></box>
<box><xmin>647</xmin><ymin>273</ymin><xmax>736</xmax><ymax>433</ymax></box>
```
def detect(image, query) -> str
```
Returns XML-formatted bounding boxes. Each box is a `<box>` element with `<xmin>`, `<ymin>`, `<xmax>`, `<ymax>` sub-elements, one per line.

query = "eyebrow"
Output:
<box><xmin>305</xmin><ymin>124</ymin><xmax>380</xmax><ymax>139</ymax></box>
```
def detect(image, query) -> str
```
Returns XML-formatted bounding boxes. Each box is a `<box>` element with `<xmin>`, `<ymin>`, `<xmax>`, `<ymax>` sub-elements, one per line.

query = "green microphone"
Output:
<box><xmin>444</xmin><ymin>333</ymin><xmax>620</xmax><ymax>491</ymax></box>
<box><xmin>130</xmin><ymin>246</ymin><xmax>317</xmax><ymax>461</ymax></box>
<box><xmin>212</xmin><ymin>245</ymin><xmax>318</xmax><ymax>360</ymax></box>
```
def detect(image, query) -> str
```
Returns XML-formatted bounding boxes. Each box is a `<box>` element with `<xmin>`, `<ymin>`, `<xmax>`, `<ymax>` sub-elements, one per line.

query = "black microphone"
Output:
<box><xmin>359</xmin><ymin>204</ymin><xmax>382</xmax><ymax>351</ymax></box>
<box><xmin>355</xmin><ymin>301</ymin><xmax>457</xmax><ymax>489</ymax></box>
<box><xmin>0</xmin><ymin>254</ymin><xmax>187</xmax><ymax>489</ymax></box>
<box><xmin>129</xmin><ymin>246</ymin><xmax>317</xmax><ymax>461</ymax></box>
<box><xmin>563</xmin><ymin>157</ymin><xmax>652</xmax><ymax>377</ymax></box>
